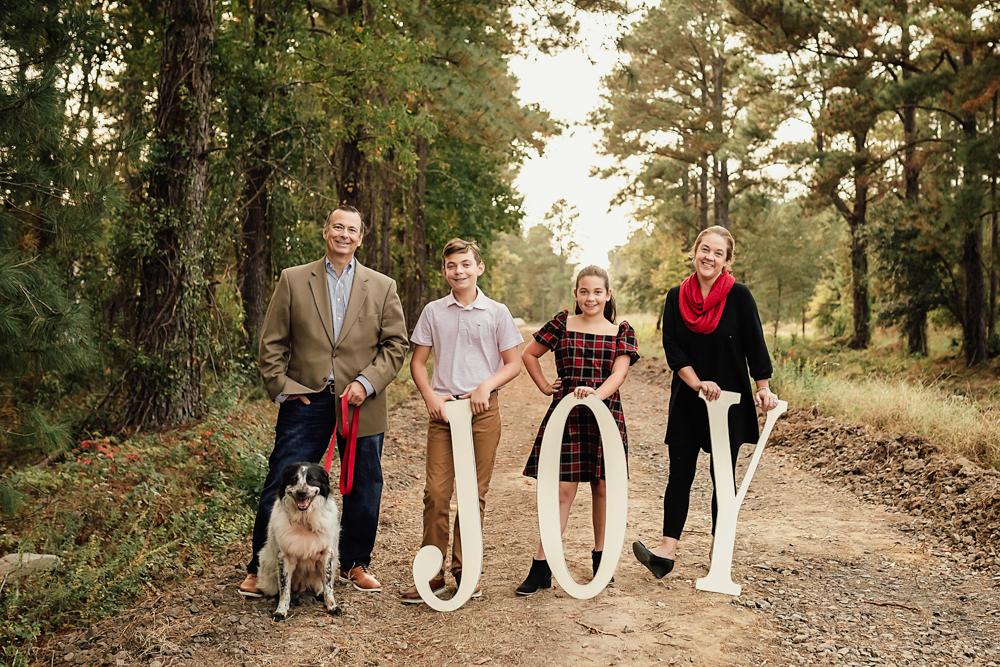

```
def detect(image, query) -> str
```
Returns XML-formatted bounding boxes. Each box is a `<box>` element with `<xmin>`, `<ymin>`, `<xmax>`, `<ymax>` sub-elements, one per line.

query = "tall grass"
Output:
<box><xmin>622</xmin><ymin>313</ymin><xmax>665</xmax><ymax>361</ymax></box>
<box><xmin>773</xmin><ymin>360</ymin><xmax>1000</xmax><ymax>470</ymax></box>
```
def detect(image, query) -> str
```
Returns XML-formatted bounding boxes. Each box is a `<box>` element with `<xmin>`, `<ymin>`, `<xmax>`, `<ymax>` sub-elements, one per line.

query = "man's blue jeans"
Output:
<box><xmin>247</xmin><ymin>390</ymin><xmax>385</xmax><ymax>574</ymax></box>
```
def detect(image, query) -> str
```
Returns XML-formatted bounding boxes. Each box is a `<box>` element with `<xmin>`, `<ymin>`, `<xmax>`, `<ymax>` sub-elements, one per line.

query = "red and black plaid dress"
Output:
<box><xmin>522</xmin><ymin>310</ymin><xmax>640</xmax><ymax>483</ymax></box>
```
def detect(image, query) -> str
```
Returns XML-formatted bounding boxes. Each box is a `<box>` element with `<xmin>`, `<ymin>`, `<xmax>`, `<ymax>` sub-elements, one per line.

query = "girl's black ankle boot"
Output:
<box><xmin>516</xmin><ymin>558</ymin><xmax>552</xmax><ymax>596</ymax></box>
<box><xmin>592</xmin><ymin>549</ymin><xmax>614</xmax><ymax>582</ymax></box>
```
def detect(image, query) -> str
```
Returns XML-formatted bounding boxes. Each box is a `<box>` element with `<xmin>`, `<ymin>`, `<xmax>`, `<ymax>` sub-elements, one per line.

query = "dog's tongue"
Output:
<box><xmin>296</xmin><ymin>498</ymin><xmax>311</xmax><ymax>511</ymax></box>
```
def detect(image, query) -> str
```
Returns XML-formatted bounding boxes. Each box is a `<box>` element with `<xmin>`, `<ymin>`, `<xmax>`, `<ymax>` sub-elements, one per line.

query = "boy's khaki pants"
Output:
<box><xmin>421</xmin><ymin>391</ymin><xmax>501</xmax><ymax>576</ymax></box>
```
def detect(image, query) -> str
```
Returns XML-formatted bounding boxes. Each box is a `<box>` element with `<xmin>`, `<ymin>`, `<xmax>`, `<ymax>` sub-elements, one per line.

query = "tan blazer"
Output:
<box><xmin>258</xmin><ymin>258</ymin><xmax>408</xmax><ymax>437</ymax></box>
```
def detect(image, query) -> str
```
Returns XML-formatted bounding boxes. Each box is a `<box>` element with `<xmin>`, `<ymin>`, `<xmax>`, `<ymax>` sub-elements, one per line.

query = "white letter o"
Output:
<box><xmin>537</xmin><ymin>393</ymin><xmax>628</xmax><ymax>599</ymax></box>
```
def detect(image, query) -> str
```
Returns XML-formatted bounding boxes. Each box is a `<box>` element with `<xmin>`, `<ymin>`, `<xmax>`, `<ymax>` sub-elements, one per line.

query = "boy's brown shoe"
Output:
<box><xmin>401</xmin><ymin>576</ymin><xmax>445</xmax><ymax>604</ymax></box>
<box><xmin>454</xmin><ymin>571</ymin><xmax>482</xmax><ymax>598</ymax></box>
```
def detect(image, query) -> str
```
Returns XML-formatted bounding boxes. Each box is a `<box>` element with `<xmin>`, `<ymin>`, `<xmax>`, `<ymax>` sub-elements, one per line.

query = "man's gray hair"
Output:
<box><xmin>325</xmin><ymin>205</ymin><xmax>366</xmax><ymax>235</ymax></box>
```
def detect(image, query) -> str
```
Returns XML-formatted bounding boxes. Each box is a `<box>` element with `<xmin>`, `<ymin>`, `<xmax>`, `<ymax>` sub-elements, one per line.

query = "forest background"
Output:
<box><xmin>1</xmin><ymin>0</ymin><xmax>999</xmax><ymax>660</ymax></box>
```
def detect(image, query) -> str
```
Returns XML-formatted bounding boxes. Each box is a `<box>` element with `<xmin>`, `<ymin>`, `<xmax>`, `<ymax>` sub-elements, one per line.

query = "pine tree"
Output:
<box><xmin>0</xmin><ymin>2</ymin><xmax>115</xmax><ymax>469</ymax></box>
<box><xmin>593</xmin><ymin>0</ymin><xmax>784</xmax><ymax>239</ymax></box>
<box><xmin>112</xmin><ymin>0</ymin><xmax>217</xmax><ymax>428</ymax></box>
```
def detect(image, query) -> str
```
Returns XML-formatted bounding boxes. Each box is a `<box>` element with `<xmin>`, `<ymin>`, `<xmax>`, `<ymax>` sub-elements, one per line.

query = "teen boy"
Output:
<box><xmin>401</xmin><ymin>238</ymin><xmax>523</xmax><ymax>603</ymax></box>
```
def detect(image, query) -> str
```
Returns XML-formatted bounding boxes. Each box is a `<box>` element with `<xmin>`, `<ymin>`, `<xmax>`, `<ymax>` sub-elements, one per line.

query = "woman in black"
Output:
<box><xmin>633</xmin><ymin>226</ymin><xmax>780</xmax><ymax>578</ymax></box>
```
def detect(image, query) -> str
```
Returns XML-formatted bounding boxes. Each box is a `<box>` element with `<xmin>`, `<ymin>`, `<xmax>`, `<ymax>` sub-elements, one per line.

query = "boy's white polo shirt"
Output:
<box><xmin>411</xmin><ymin>288</ymin><xmax>524</xmax><ymax>396</ymax></box>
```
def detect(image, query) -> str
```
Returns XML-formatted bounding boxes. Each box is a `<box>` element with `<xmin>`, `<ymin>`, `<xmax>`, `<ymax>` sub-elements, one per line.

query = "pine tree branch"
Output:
<box><xmin>912</xmin><ymin>105</ymin><xmax>964</xmax><ymax>124</ymax></box>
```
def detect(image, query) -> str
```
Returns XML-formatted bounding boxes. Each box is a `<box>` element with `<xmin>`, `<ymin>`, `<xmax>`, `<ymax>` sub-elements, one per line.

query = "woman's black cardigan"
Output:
<box><xmin>661</xmin><ymin>282</ymin><xmax>773</xmax><ymax>452</ymax></box>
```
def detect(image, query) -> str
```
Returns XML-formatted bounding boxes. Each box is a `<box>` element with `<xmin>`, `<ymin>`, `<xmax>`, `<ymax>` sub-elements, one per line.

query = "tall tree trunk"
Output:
<box><xmin>337</xmin><ymin>139</ymin><xmax>365</xmax><ymax>209</ymax></box>
<box><xmin>360</xmin><ymin>159</ymin><xmax>377</xmax><ymax>266</ymax></box>
<box><xmin>379</xmin><ymin>152</ymin><xmax>394</xmax><ymax>275</ymax></box>
<box><xmin>962</xmin><ymin>213</ymin><xmax>987</xmax><ymax>365</ymax></box>
<box><xmin>711</xmin><ymin>58</ymin><xmax>729</xmax><ymax>228</ymax></box>
<box><xmin>717</xmin><ymin>155</ymin><xmax>729</xmax><ymax>228</ymax></box>
<box><xmin>990</xmin><ymin>167</ymin><xmax>998</xmax><ymax>341</ymax></box>
<box><xmin>239</xmin><ymin>0</ymin><xmax>275</xmax><ymax>346</ymax></box>
<box><xmin>846</xmin><ymin>128</ymin><xmax>870</xmax><ymax>350</ymax></box>
<box><xmin>712</xmin><ymin>154</ymin><xmax>721</xmax><ymax>226</ymax></box>
<box><xmin>848</xmin><ymin>224</ymin><xmax>870</xmax><ymax>350</ymax></box>
<box><xmin>901</xmin><ymin>14</ymin><xmax>927</xmax><ymax>356</ymax></box>
<box><xmin>989</xmin><ymin>92</ymin><xmax>998</xmax><ymax>341</ymax></box>
<box><xmin>122</xmin><ymin>0</ymin><xmax>215</xmax><ymax>429</ymax></box>
<box><xmin>241</xmin><ymin>154</ymin><xmax>272</xmax><ymax>346</ymax></box>
<box><xmin>960</xmin><ymin>46</ymin><xmax>988</xmax><ymax>366</ymax></box>
<box><xmin>406</xmin><ymin>134</ymin><xmax>429</xmax><ymax>331</ymax></box>
<box><xmin>698</xmin><ymin>156</ymin><xmax>709</xmax><ymax>230</ymax></box>
<box><xmin>681</xmin><ymin>165</ymin><xmax>690</xmax><ymax>207</ymax></box>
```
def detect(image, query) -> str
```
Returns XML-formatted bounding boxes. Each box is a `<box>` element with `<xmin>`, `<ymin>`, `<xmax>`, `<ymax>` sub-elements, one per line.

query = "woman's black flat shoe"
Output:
<box><xmin>632</xmin><ymin>541</ymin><xmax>674</xmax><ymax>579</ymax></box>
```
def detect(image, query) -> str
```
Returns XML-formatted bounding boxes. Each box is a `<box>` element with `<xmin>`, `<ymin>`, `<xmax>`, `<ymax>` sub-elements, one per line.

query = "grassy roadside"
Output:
<box><xmin>624</xmin><ymin>312</ymin><xmax>666</xmax><ymax>361</ymax></box>
<box><xmin>769</xmin><ymin>334</ymin><xmax>1000</xmax><ymax>471</ymax></box>
<box><xmin>0</xmin><ymin>364</ymin><xmax>417</xmax><ymax>666</ymax></box>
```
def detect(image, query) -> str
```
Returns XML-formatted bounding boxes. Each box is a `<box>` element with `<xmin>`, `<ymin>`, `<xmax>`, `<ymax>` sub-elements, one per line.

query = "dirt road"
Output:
<box><xmin>43</xmin><ymin>336</ymin><xmax>1000</xmax><ymax>667</ymax></box>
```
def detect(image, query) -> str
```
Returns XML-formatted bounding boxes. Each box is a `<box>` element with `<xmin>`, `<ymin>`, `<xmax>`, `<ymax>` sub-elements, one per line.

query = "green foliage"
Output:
<box><xmin>425</xmin><ymin>136</ymin><xmax>525</xmax><ymax>255</ymax></box>
<box><xmin>592</xmin><ymin>0</ymin><xmax>785</xmax><ymax>233</ymax></box>
<box><xmin>603</xmin><ymin>0</ymin><xmax>1000</xmax><ymax>359</ymax></box>
<box><xmin>809</xmin><ymin>269</ymin><xmax>851</xmax><ymax>339</ymax></box>
<box><xmin>0</xmin><ymin>482</ymin><xmax>24</xmax><ymax>519</ymax></box>
<box><xmin>608</xmin><ymin>225</ymin><xmax>688</xmax><ymax>315</ymax></box>
<box><xmin>0</xmin><ymin>406</ymin><xmax>273</xmax><ymax>657</ymax></box>
<box><xmin>486</xmin><ymin>224</ymin><xmax>577</xmax><ymax>322</ymax></box>
<box><xmin>0</xmin><ymin>0</ymin><xmax>571</xmax><ymax>441</ymax></box>
<box><xmin>626</xmin><ymin>313</ymin><xmax>665</xmax><ymax>360</ymax></box>
<box><xmin>0</xmin><ymin>1</ymin><xmax>117</xmax><ymax>464</ymax></box>
<box><xmin>735</xmin><ymin>197</ymin><xmax>841</xmax><ymax>336</ymax></box>
<box><xmin>869</xmin><ymin>192</ymin><xmax>959</xmax><ymax>335</ymax></box>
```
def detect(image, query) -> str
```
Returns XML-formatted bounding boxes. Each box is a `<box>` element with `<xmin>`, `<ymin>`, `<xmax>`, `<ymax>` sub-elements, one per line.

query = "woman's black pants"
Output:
<box><xmin>662</xmin><ymin>441</ymin><xmax>740</xmax><ymax>540</ymax></box>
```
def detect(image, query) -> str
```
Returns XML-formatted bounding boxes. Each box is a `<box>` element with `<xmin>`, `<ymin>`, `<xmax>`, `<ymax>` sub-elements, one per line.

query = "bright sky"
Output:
<box><xmin>509</xmin><ymin>12</ymin><xmax>642</xmax><ymax>271</ymax></box>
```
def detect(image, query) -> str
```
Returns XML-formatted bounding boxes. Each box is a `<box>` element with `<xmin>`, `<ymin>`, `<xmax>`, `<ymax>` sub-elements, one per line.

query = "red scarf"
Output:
<box><xmin>679</xmin><ymin>270</ymin><xmax>735</xmax><ymax>334</ymax></box>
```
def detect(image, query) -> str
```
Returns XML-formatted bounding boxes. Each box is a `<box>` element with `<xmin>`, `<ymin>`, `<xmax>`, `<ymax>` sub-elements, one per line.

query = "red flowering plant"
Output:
<box><xmin>70</xmin><ymin>437</ymin><xmax>148</xmax><ymax>482</ymax></box>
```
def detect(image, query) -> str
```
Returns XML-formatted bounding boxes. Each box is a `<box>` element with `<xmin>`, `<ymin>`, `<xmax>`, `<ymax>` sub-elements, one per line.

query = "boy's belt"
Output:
<box><xmin>452</xmin><ymin>389</ymin><xmax>499</xmax><ymax>400</ymax></box>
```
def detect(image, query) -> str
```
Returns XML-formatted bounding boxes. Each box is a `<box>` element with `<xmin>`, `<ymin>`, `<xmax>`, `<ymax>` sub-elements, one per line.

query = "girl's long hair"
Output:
<box><xmin>574</xmin><ymin>265</ymin><xmax>617</xmax><ymax>324</ymax></box>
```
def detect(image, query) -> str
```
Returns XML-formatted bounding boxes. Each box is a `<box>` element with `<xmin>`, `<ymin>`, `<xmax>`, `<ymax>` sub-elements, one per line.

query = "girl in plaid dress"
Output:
<box><xmin>516</xmin><ymin>266</ymin><xmax>640</xmax><ymax>596</ymax></box>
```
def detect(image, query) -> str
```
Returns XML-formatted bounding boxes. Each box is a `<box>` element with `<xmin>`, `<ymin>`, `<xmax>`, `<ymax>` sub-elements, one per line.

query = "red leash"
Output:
<box><xmin>323</xmin><ymin>394</ymin><xmax>359</xmax><ymax>495</ymax></box>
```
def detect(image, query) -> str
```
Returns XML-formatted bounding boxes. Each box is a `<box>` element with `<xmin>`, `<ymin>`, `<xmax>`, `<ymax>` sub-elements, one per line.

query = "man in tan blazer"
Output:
<box><xmin>241</xmin><ymin>205</ymin><xmax>408</xmax><ymax>596</ymax></box>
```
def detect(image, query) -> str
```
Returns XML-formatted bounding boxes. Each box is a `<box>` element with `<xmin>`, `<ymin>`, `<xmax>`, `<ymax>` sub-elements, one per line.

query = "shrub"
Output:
<box><xmin>0</xmin><ymin>406</ymin><xmax>273</xmax><ymax>665</ymax></box>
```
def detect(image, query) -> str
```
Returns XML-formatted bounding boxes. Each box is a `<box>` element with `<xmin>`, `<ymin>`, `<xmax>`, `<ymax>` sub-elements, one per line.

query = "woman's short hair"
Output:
<box><xmin>689</xmin><ymin>226</ymin><xmax>735</xmax><ymax>265</ymax></box>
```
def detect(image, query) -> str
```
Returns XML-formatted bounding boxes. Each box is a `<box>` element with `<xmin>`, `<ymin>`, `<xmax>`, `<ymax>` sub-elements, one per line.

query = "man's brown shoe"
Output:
<box><xmin>340</xmin><ymin>564</ymin><xmax>381</xmax><ymax>592</ymax></box>
<box><xmin>238</xmin><ymin>573</ymin><xmax>264</xmax><ymax>598</ymax></box>
<box><xmin>454</xmin><ymin>571</ymin><xmax>482</xmax><ymax>598</ymax></box>
<box><xmin>400</xmin><ymin>576</ymin><xmax>445</xmax><ymax>604</ymax></box>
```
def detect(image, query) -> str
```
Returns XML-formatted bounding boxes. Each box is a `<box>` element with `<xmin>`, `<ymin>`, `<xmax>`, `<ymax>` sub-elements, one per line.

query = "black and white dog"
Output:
<box><xmin>256</xmin><ymin>463</ymin><xmax>341</xmax><ymax>619</ymax></box>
